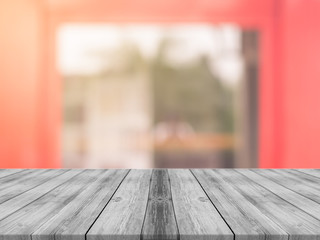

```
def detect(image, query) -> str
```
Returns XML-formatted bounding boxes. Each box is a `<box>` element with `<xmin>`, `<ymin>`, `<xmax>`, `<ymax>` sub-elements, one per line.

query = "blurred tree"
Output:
<box><xmin>151</xmin><ymin>37</ymin><xmax>234</xmax><ymax>133</ymax></box>
<box><xmin>64</xmin><ymin>36</ymin><xmax>235</xmax><ymax>134</ymax></box>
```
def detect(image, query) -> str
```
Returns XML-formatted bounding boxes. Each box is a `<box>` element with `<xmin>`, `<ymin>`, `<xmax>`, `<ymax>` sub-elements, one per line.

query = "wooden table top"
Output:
<box><xmin>0</xmin><ymin>169</ymin><xmax>320</xmax><ymax>240</ymax></box>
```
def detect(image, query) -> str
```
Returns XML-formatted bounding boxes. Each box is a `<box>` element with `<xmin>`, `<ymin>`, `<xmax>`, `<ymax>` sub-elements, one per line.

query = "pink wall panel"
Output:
<box><xmin>0</xmin><ymin>0</ymin><xmax>42</xmax><ymax>167</ymax></box>
<box><xmin>280</xmin><ymin>0</ymin><xmax>320</xmax><ymax>167</ymax></box>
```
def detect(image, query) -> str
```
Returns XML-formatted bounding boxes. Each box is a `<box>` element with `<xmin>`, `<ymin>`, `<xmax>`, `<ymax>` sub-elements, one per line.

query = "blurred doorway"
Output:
<box><xmin>58</xmin><ymin>24</ymin><xmax>258</xmax><ymax>168</ymax></box>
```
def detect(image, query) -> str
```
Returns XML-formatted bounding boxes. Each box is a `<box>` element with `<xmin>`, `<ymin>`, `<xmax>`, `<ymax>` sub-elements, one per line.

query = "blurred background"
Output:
<box><xmin>60</xmin><ymin>24</ymin><xmax>256</xmax><ymax>168</ymax></box>
<box><xmin>1</xmin><ymin>0</ymin><xmax>320</xmax><ymax>168</ymax></box>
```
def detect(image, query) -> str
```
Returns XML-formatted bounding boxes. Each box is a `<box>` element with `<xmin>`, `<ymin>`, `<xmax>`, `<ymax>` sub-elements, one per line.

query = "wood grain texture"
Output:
<box><xmin>192</xmin><ymin>169</ymin><xmax>287</xmax><ymax>240</ymax></box>
<box><xmin>253</xmin><ymin>169</ymin><xmax>320</xmax><ymax>202</ymax></box>
<box><xmin>87</xmin><ymin>169</ymin><xmax>152</xmax><ymax>240</ymax></box>
<box><xmin>0</xmin><ymin>169</ymin><xmax>320</xmax><ymax>240</ymax></box>
<box><xmin>0</xmin><ymin>169</ymin><xmax>74</xmax><ymax>220</ymax></box>
<box><xmin>142</xmin><ymin>169</ymin><xmax>178</xmax><ymax>240</ymax></box>
<box><xmin>244</xmin><ymin>169</ymin><xmax>320</xmax><ymax>219</ymax></box>
<box><xmin>0</xmin><ymin>169</ymin><xmax>25</xmax><ymax>179</ymax></box>
<box><xmin>0</xmin><ymin>169</ymin><xmax>37</xmax><ymax>192</ymax></box>
<box><xmin>168</xmin><ymin>169</ymin><xmax>233</xmax><ymax>240</ymax></box>
<box><xmin>219</xmin><ymin>169</ymin><xmax>320</xmax><ymax>240</ymax></box>
<box><xmin>0</xmin><ymin>169</ymin><xmax>89</xmax><ymax>240</ymax></box>
<box><xmin>0</xmin><ymin>169</ymin><xmax>66</xmax><ymax>204</ymax></box>
<box><xmin>296</xmin><ymin>169</ymin><xmax>320</xmax><ymax>179</ymax></box>
<box><xmin>279</xmin><ymin>169</ymin><xmax>320</xmax><ymax>202</ymax></box>
<box><xmin>32</xmin><ymin>169</ymin><xmax>129</xmax><ymax>240</ymax></box>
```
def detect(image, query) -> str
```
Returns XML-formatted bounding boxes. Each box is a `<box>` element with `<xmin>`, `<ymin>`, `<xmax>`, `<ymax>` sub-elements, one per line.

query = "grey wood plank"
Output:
<box><xmin>1</xmin><ymin>168</ymin><xmax>320</xmax><ymax>240</ymax></box>
<box><xmin>0</xmin><ymin>169</ymin><xmax>26</xmax><ymax>179</ymax></box>
<box><xmin>279</xmin><ymin>169</ymin><xmax>320</xmax><ymax>184</ymax></box>
<box><xmin>252</xmin><ymin>169</ymin><xmax>320</xmax><ymax>204</ymax></box>
<box><xmin>192</xmin><ymin>169</ymin><xmax>288</xmax><ymax>240</ymax></box>
<box><xmin>0</xmin><ymin>169</ymin><xmax>35</xmax><ymax>189</ymax></box>
<box><xmin>32</xmin><ymin>169</ymin><xmax>129</xmax><ymax>240</ymax></box>
<box><xmin>0</xmin><ymin>170</ymin><xmax>102</xmax><ymax>240</ymax></box>
<box><xmin>0</xmin><ymin>169</ymin><xmax>65</xmax><ymax>204</ymax></box>
<box><xmin>142</xmin><ymin>169</ymin><xmax>178</xmax><ymax>240</ymax></box>
<box><xmin>217</xmin><ymin>169</ymin><xmax>320</xmax><ymax>240</ymax></box>
<box><xmin>87</xmin><ymin>169</ymin><xmax>152</xmax><ymax>240</ymax></box>
<box><xmin>0</xmin><ymin>169</ymin><xmax>82</xmax><ymax>223</ymax></box>
<box><xmin>168</xmin><ymin>169</ymin><xmax>233</xmax><ymax>240</ymax></box>
<box><xmin>238</xmin><ymin>169</ymin><xmax>320</xmax><ymax>223</ymax></box>
<box><xmin>295</xmin><ymin>169</ymin><xmax>320</xmax><ymax>179</ymax></box>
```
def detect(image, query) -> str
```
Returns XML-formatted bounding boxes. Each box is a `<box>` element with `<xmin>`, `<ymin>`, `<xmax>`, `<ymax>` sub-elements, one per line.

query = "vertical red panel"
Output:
<box><xmin>280</xmin><ymin>0</ymin><xmax>320</xmax><ymax>167</ymax></box>
<box><xmin>0</xmin><ymin>0</ymin><xmax>42</xmax><ymax>168</ymax></box>
<box><xmin>38</xmin><ymin>12</ymin><xmax>61</xmax><ymax>168</ymax></box>
<box><xmin>258</xmin><ymin>19</ymin><xmax>277</xmax><ymax>168</ymax></box>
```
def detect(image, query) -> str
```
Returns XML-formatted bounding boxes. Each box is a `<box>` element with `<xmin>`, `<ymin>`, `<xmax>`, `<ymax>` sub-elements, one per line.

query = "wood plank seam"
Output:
<box><xmin>140</xmin><ymin>169</ymin><xmax>153</xmax><ymax>240</ymax></box>
<box><xmin>190</xmin><ymin>169</ymin><xmax>236</xmax><ymax>240</ymax></box>
<box><xmin>244</xmin><ymin>169</ymin><xmax>320</xmax><ymax>225</ymax></box>
<box><xmin>251</xmin><ymin>170</ymin><xmax>320</xmax><ymax>208</ymax></box>
<box><xmin>0</xmin><ymin>169</ymin><xmax>69</xmax><ymax>208</ymax></box>
<box><xmin>141</xmin><ymin>169</ymin><xmax>179</xmax><ymax>240</ymax></box>
<box><xmin>167</xmin><ymin>169</ymin><xmax>180</xmax><ymax>240</ymax></box>
<box><xmin>3</xmin><ymin>169</ymin><xmax>320</xmax><ymax>239</ymax></box>
<box><xmin>14</xmin><ymin>169</ymin><xmax>79</xmax><ymax>216</ymax></box>
<box><xmin>0</xmin><ymin>170</ymin><xmax>87</xmax><ymax>240</ymax></box>
<box><xmin>84</xmin><ymin>169</ymin><xmax>131</xmax><ymax>240</ymax></box>
<box><xmin>168</xmin><ymin>169</ymin><xmax>233</xmax><ymax>240</ymax></box>
<box><xmin>294</xmin><ymin>169</ymin><xmax>320</xmax><ymax>179</ymax></box>
<box><xmin>0</xmin><ymin>169</ymin><xmax>26</xmax><ymax>180</ymax></box>
<box><xmin>215</xmin><ymin>169</ymin><xmax>320</xmax><ymax>239</ymax></box>
<box><xmin>29</xmin><ymin>170</ymin><xmax>92</xmax><ymax>237</ymax></box>
<box><xmin>235</xmin><ymin>170</ymin><xmax>320</xmax><ymax>227</ymax></box>
<box><xmin>29</xmin><ymin>169</ymin><xmax>130</xmax><ymax>240</ymax></box>
<box><xmin>0</xmin><ymin>169</ymin><xmax>75</xmax><ymax>222</ymax></box>
<box><xmin>87</xmin><ymin>170</ymin><xmax>152</xmax><ymax>240</ymax></box>
<box><xmin>195</xmin><ymin>169</ymin><xmax>291</xmax><ymax>240</ymax></box>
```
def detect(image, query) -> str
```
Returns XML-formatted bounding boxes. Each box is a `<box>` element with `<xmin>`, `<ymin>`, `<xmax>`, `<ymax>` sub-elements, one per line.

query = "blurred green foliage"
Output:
<box><xmin>151</xmin><ymin>38</ymin><xmax>234</xmax><ymax>133</ymax></box>
<box><xmin>64</xmin><ymin>36</ymin><xmax>235</xmax><ymax>134</ymax></box>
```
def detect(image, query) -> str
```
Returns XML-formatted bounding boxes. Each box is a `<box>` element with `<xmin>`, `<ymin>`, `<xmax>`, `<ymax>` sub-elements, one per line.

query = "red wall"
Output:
<box><xmin>0</xmin><ymin>0</ymin><xmax>43</xmax><ymax>168</ymax></box>
<box><xmin>1</xmin><ymin>0</ymin><xmax>320</xmax><ymax>168</ymax></box>
<box><xmin>278</xmin><ymin>0</ymin><xmax>320</xmax><ymax>167</ymax></box>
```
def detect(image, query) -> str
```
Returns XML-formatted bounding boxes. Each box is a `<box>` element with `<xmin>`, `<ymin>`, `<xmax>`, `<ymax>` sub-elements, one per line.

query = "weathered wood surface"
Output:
<box><xmin>142</xmin><ymin>169</ymin><xmax>178</xmax><ymax>240</ymax></box>
<box><xmin>0</xmin><ymin>169</ymin><xmax>320</xmax><ymax>240</ymax></box>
